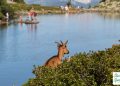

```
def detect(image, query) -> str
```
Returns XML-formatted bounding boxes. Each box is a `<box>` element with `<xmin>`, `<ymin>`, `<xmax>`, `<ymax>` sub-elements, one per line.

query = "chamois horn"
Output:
<box><xmin>55</xmin><ymin>41</ymin><xmax>61</xmax><ymax>47</ymax></box>
<box><xmin>65</xmin><ymin>40</ymin><xmax>68</xmax><ymax>44</ymax></box>
<box><xmin>60</xmin><ymin>40</ymin><xmax>63</xmax><ymax>45</ymax></box>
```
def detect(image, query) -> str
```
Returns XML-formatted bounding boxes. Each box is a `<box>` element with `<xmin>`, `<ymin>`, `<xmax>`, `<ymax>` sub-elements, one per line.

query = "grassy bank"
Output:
<box><xmin>10</xmin><ymin>4</ymin><xmax>61</xmax><ymax>15</ymax></box>
<box><xmin>11</xmin><ymin>4</ymin><xmax>59</xmax><ymax>11</ymax></box>
<box><xmin>23</xmin><ymin>44</ymin><xmax>120</xmax><ymax>86</ymax></box>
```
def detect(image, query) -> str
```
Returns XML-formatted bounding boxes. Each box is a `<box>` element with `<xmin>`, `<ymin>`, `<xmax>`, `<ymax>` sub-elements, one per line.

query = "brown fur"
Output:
<box><xmin>44</xmin><ymin>41</ymin><xmax>69</xmax><ymax>68</ymax></box>
<box><xmin>44</xmin><ymin>55</ymin><xmax>62</xmax><ymax>68</ymax></box>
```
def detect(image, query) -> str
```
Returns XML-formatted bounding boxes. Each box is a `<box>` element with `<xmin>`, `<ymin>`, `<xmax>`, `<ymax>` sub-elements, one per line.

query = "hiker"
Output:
<box><xmin>33</xmin><ymin>12</ymin><xmax>37</xmax><ymax>22</ymax></box>
<box><xmin>60</xmin><ymin>6</ymin><xmax>64</xmax><ymax>13</ymax></box>
<box><xmin>19</xmin><ymin>15</ymin><xmax>23</xmax><ymax>23</ymax></box>
<box><xmin>6</xmin><ymin>12</ymin><xmax>9</xmax><ymax>22</ymax></box>
<box><xmin>27</xmin><ymin>11</ymin><xmax>33</xmax><ymax>21</ymax></box>
<box><xmin>65</xmin><ymin>5</ymin><xmax>69</xmax><ymax>13</ymax></box>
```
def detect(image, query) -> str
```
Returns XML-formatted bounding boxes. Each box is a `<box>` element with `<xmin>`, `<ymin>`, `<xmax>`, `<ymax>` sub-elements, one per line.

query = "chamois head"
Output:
<box><xmin>55</xmin><ymin>40</ymin><xmax>69</xmax><ymax>54</ymax></box>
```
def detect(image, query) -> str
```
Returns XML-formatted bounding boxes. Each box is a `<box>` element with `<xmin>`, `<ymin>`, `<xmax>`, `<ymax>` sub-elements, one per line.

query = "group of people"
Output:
<box><xmin>19</xmin><ymin>7</ymin><xmax>37</xmax><ymax>23</ymax></box>
<box><xmin>27</xmin><ymin>7</ymin><xmax>37</xmax><ymax>21</ymax></box>
<box><xmin>60</xmin><ymin>5</ymin><xmax>69</xmax><ymax>13</ymax></box>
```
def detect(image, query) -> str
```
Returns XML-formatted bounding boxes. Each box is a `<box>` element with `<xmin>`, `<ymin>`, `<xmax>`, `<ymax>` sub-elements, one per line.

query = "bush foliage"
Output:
<box><xmin>0</xmin><ymin>12</ymin><xmax>4</xmax><ymax>19</ymax></box>
<box><xmin>0</xmin><ymin>5</ymin><xmax>14</xmax><ymax>18</ymax></box>
<box><xmin>0</xmin><ymin>0</ymin><xmax>15</xmax><ymax>19</ymax></box>
<box><xmin>0</xmin><ymin>0</ymin><xmax>6</xmax><ymax>5</ymax></box>
<box><xmin>23</xmin><ymin>44</ymin><xmax>120</xmax><ymax>86</ymax></box>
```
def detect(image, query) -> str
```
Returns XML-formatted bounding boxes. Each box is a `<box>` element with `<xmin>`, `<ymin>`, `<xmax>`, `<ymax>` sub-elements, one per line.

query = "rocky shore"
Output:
<box><xmin>92</xmin><ymin>1</ymin><xmax>120</xmax><ymax>12</ymax></box>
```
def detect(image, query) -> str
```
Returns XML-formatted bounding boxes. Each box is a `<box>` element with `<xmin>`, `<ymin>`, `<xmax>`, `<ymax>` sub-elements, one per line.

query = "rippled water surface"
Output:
<box><xmin>0</xmin><ymin>13</ymin><xmax>120</xmax><ymax>86</ymax></box>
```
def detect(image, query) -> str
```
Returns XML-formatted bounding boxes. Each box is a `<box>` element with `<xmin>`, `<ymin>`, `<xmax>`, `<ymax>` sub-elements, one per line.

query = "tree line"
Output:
<box><xmin>0</xmin><ymin>0</ymin><xmax>24</xmax><ymax>19</ymax></box>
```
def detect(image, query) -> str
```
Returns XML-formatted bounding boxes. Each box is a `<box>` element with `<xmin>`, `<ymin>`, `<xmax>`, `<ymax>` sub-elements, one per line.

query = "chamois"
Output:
<box><xmin>44</xmin><ymin>40</ymin><xmax>69</xmax><ymax>68</ymax></box>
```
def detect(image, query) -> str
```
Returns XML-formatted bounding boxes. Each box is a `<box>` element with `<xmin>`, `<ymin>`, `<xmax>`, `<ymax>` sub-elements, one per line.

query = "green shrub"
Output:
<box><xmin>0</xmin><ymin>5</ymin><xmax>14</xmax><ymax>19</ymax></box>
<box><xmin>23</xmin><ymin>44</ymin><xmax>120</xmax><ymax>86</ymax></box>
<box><xmin>0</xmin><ymin>12</ymin><xmax>4</xmax><ymax>19</ymax></box>
<box><xmin>0</xmin><ymin>0</ymin><xmax>6</xmax><ymax>5</ymax></box>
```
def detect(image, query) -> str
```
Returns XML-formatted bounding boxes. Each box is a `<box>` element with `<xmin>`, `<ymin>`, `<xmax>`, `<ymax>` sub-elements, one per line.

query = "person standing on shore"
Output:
<box><xmin>60</xmin><ymin>6</ymin><xmax>64</xmax><ymax>13</ymax></box>
<box><xmin>30</xmin><ymin>7</ymin><xmax>37</xmax><ymax>22</ymax></box>
<box><xmin>19</xmin><ymin>15</ymin><xmax>22</xmax><ymax>23</ymax></box>
<box><xmin>33</xmin><ymin>12</ymin><xmax>37</xmax><ymax>22</ymax></box>
<box><xmin>65</xmin><ymin>5</ymin><xmax>69</xmax><ymax>13</ymax></box>
<box><xmin>28</xmin><ymin>7</ymin><xmax>35</xmax><ymax>21</ymax></box>
<box><xmin>6</xmin><ymin>12</ymin><xmax>9</xmax><ymax>22</ymax></box>
<box><xmin>27</xmin><ymin>12</ymin><xmax>31</xmax><ymax>21</ymax></box>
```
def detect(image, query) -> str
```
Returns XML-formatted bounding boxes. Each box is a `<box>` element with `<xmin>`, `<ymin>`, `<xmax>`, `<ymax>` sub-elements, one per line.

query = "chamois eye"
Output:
<box><xmin>63</xmin><ymin>46</ymin><xmax>66</xmax><ymax>49</ymax></box>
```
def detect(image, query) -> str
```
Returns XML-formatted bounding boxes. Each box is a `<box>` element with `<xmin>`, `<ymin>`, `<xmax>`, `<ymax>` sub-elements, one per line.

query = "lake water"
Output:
<box><xmin>0</xmin><ymin>13</ymin><xmax>120</xmax><ymax>86</ymax></box>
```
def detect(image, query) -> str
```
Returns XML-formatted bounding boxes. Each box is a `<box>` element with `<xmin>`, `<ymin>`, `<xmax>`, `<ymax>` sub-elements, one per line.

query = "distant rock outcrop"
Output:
<box><xmin>94</xmin><ymin>0</ymin><xmax>120</xmax><ymax>12</ymax></box>
<box><xmin>7</xmin><ymin>0</ymin><xmax>16</xmax><ymax>4</ymax></box>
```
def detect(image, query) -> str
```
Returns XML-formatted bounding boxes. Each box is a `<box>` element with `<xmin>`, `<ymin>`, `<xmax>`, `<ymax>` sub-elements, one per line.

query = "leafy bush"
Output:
<box><xmin>0</xmin><ymin>0</ymin><xmax>6</xmax><ymax>5</ymax></box>
<box><xmin>23</xmin><ymin>44</ymin><xmax>120</xmax><ymax>86</ymax></box>
<box><xmin>0</xmin><ymin>5</ymin><xmax>14</xmax><ymax>19</ymax></box>
<box><xmin>0</xmin><ymin>12</ymin><xmax>4</xmax><ymax>19</ymax></box>
<box><xmin>0</xmin><ymin>0</ymin><xmax>15</xmax><ymax>19</ymax></box>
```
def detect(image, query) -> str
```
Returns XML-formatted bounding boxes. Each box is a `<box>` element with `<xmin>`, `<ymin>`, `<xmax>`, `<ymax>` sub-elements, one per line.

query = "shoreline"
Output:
<box><xmin>15</xmin><ymin>8</ymin><xmax>120</xmax><ymax>15</ymax></box>
<box><xmin>1</xmin><ymin>1</ymin><xmax>120</xmax><ymax>17</ymax></box>
<box><xmin>0</xmin><ymin>9</ymin><xmax>119</xmax><ymax>25</ymax></box>
<box><xmin>1</xmin><ymin>1</ymin><xmax>120</xmax><ymax>25</ymax></box>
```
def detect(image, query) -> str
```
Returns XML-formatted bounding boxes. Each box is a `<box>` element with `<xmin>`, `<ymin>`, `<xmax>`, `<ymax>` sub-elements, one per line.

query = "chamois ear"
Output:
<box><xmin>65</xmin><ymin>40</ymin><xmax>68</xmax><ymax>45</ymax></box>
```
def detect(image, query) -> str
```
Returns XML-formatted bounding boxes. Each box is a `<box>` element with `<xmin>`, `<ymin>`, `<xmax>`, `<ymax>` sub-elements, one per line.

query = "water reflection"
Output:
<box><xmin>98</xmin><ymin>13</ymin><xmax>120</xmax><ymax>20</ymax></box>
<box><xmin>0</xmin><ymin>24</ymin><xmax>9</xmax><ymax>29</ymax></box>
<box><xmin>0</xmin><ymin>26</ymin><xmax>7</xmax><ymax>63</ymax></box>
<box><xmin>26</xmin><ymin>24</ymin><xmax>37</xmax><ymax>32</ymax></box>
